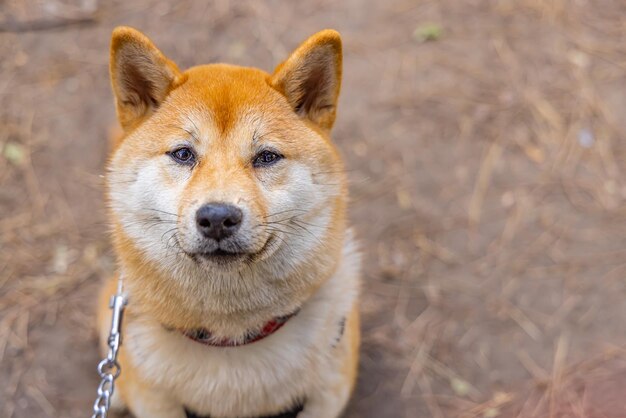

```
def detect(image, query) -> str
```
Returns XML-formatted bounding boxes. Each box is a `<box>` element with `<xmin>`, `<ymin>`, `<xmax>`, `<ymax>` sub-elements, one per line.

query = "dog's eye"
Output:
<box><xmin>169</xmin><ymin>147</ymin><xmax>196</xmax><ymax>165</ymax></box>
<box><xmin>253</xmin><ymin>150</ymin><xmax>282</xmax><ymax>167</ymax></box>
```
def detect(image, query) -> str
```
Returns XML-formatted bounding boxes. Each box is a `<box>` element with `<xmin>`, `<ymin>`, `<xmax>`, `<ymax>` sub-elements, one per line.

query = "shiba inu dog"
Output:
<box><xmin>97</xmin><ymin>26</ymin><xmax>360</xmax><ymax>418</ymax></box>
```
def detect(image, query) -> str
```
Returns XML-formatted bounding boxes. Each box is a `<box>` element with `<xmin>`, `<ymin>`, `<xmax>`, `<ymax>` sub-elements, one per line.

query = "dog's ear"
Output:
<box><xmin>110</xmin><ymin>27</ymin><xmax>183</xmax><ymax>131</ymax></box>
<box><xmin>271</xmin><ymin>30</ymin><xmax>342</xmax><ymax>131</ymax></box>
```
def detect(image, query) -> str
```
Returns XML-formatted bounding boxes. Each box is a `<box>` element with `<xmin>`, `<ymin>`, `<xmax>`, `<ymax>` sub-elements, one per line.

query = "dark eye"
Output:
<box><xmin>253</xmin><ymin>150</ymin><xmax>283</xmax><ymax>167</ymax></box>
<box><xmin>169</xmin><ymin>147</ymin><xmax>195</xmax><ymax>165</ymax></box>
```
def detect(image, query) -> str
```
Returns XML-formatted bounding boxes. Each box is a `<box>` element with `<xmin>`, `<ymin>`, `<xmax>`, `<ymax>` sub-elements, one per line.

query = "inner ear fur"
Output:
<box><xmin>271</xmin><ymin>30</ymin><xmax>343</xmax><ymax>131</ymax></box>
<box><xmin>110</xmin><ymin>27</ymin><xmax>183</xmax><ymax>131</ymax></box>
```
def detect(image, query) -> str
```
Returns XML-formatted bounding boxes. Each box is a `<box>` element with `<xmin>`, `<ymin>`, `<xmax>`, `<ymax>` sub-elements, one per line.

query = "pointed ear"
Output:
<box><xmin>109</xmin><ymin>27</ymin><xmax>183</xmax><ymax>131</ymax></box>
<box><xmin>271</xmin><ymin>30</ymin><xmax>342</xmax><ymax>130</ymax></box>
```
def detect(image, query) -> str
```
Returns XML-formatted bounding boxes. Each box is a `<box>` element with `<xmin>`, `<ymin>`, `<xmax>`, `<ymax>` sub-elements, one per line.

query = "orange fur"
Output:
<box><xmin>99</xmin><ymin>26</ymin><xmax>360</xmax><ymax>418</ymax></box>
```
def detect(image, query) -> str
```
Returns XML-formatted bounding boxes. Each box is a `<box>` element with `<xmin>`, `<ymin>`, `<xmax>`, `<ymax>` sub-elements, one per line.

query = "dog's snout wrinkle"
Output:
<box><xmin>196</xmin><ymin>203</ymin><xmax>243</xmax><ymax>241</ymax></box>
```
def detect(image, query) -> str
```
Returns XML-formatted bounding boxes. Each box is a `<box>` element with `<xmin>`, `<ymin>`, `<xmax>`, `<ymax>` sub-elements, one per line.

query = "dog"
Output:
<box><xmin>97</xmin><ymin>26</ymin><xmax>360</xmax><ymax>418</ymax></box>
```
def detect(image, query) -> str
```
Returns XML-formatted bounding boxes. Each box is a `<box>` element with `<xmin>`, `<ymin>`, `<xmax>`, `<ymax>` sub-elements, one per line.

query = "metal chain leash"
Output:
<box><xmin>92</xmin><ymin>277</ymin><xmax>127</xmax><ymax>418</ymax></box>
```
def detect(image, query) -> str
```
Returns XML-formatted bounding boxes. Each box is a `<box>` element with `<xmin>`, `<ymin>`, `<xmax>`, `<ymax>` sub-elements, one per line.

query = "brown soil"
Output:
<box><xmin>1</xmin><ymin>1</ymin><xmax>626</xmax><ymax>417</ymax></box>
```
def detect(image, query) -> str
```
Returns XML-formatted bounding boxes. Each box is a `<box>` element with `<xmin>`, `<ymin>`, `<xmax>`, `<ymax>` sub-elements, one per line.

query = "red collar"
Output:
<box><xmin>180</xmin><ymin>311</ymin><xmax>298</xmax><ymax>347</ymax></box>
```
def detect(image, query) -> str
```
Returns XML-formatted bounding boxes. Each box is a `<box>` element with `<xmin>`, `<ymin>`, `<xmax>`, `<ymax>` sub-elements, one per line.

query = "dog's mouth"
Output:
<box><xmin>187</xmin><ymin>248</ymin><xmax>246</xmax><ymax>265</ymax></box>
<box><xmin>186</xmin><ymin>235</ymin><xmax>276</xmax><ymax>265</ymax></box>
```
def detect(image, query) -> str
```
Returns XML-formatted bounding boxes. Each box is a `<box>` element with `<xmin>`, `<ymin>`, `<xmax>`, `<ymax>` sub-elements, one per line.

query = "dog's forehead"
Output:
<box><xmin>169</xmin><ymin>64</ymin><xmax>286</xmax><ymax>138</ymax></box>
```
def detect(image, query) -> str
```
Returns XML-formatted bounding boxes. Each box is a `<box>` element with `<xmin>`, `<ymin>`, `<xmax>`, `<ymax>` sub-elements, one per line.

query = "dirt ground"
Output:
<box><xmin>1</xmin><ymin>1</ymin><xmax>626</xmax><ymax>417</ymax></box>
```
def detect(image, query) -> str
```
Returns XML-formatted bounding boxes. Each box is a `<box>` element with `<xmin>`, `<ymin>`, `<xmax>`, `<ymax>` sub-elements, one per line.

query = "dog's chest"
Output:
<box><xmin>125</xmin><ymin>306</ymin><xmax>342</xmax><ymax>417</ymax></box>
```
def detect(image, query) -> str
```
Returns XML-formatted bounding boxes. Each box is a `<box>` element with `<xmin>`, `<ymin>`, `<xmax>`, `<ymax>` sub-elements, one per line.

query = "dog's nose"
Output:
<box><xmin>195</xmin><ymin>203</ymin><xmax>243</xmax><ymax>240</ymax></box>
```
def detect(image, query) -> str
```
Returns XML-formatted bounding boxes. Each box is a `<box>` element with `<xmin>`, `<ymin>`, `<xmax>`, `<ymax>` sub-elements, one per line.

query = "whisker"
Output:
<box><xmin>264</xmin><ymin>214</ymin><xmax>304</xmax><ymax>225</ymax></box>
<box><xmin>292</xmin><ymin>219</ymin><xmax>323</xmax><ymax>229</ymax></box>
<box><xmin>263</xmin><ymin>208</ymin><xmax>308</xmax><ymax>219</ymax></box>
<box><xmin>160</xmin><ymin>226</ymin><xmax>179</xmax><ymax>243</ymax></box>
<box><xmin>261</xmin><ymin>226</ymin><xmax>304</xmax><ymax>239</ymax></box>
<box><xmin>290</xmin><ymin>220</ymin><xmax>325</xmax><ymax>247</ymax></box>
<box><xmin>253</xmin><ymin>220</ymin><xmax>306</xmax><ymax>236</ymax></box>
<box><xmin>144</xmin><ymin>208</ymin><xmax>180</xmax><ymax>218</ymax></box>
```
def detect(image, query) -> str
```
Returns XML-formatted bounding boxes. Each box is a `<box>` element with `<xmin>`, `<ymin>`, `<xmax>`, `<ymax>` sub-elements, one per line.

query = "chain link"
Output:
<box><xmin>91</xmin><ymin>288</ymin><xmax>126</xmax><ymax>418</ymax></box>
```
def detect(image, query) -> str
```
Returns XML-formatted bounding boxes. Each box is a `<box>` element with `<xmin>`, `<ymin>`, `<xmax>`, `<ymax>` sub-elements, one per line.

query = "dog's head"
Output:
<box><xmin>106</xmin><ymin>27</ymin><xmax>347</xmax><ymax>322</ymax></box>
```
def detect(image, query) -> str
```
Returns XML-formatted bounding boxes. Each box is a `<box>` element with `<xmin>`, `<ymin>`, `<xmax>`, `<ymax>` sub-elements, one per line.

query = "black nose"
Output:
<box><xmin>195</xmin><ymin>203</ymin><xmax>243</xmax><ymax>240</ymax></box>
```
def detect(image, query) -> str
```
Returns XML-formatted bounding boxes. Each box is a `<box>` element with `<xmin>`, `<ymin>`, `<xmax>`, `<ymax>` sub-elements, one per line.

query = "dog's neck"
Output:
<box><xmin>170</xmin><ymin>309</ymin><xmax>300</xmax><ymax>347</ymax></box>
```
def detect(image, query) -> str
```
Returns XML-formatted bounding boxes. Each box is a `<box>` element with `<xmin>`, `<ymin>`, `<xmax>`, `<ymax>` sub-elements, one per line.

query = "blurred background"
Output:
<box><xmin>1</xmin><ymin>0</ymin><xmax>626</xmax><ymax>417</ymax></box>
